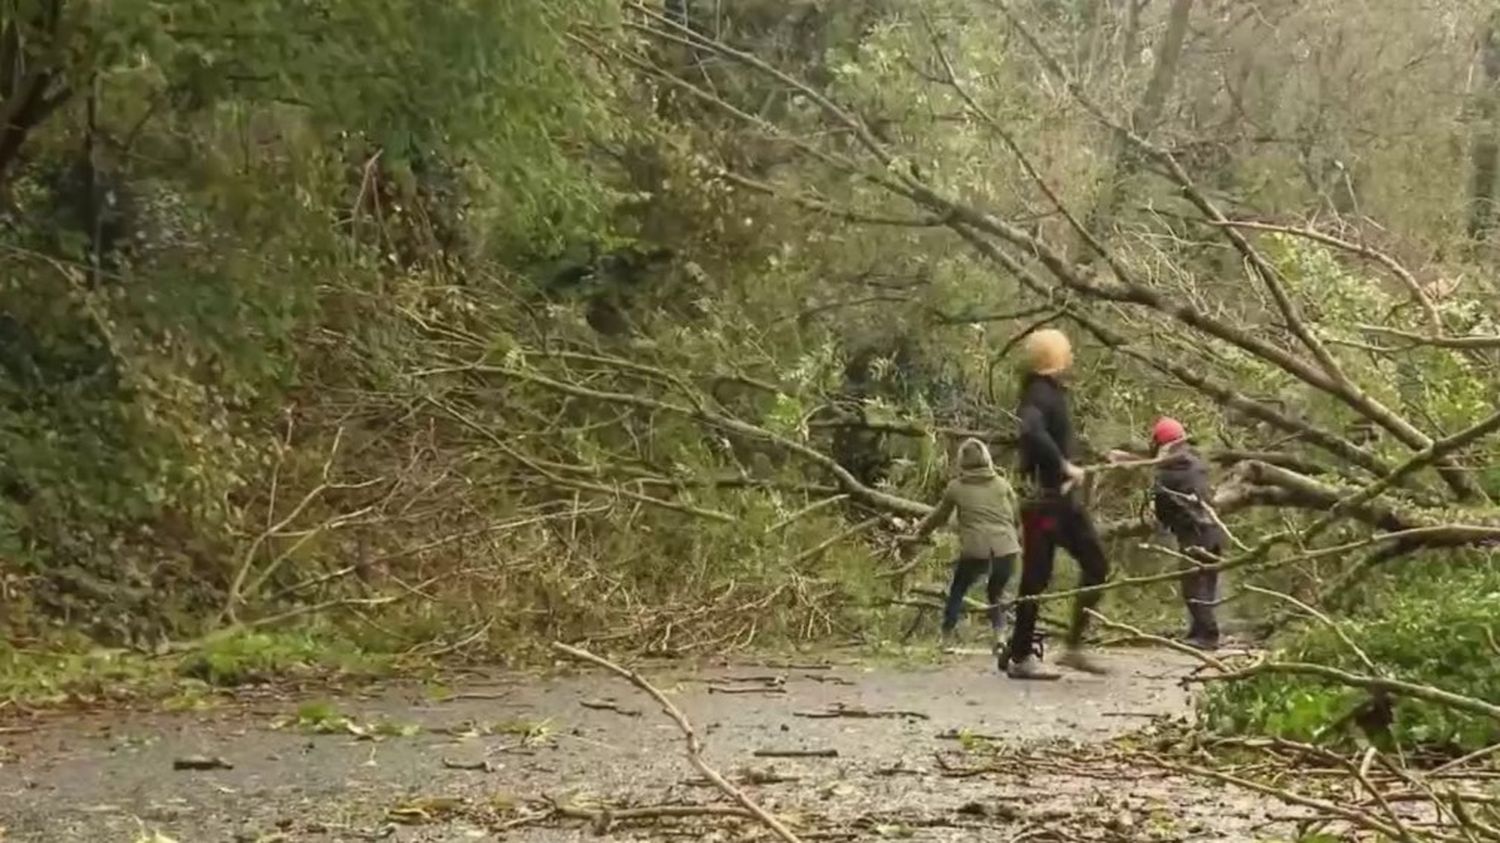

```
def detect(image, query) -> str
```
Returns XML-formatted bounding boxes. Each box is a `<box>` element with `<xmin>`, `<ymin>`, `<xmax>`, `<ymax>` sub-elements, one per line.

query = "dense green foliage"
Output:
<box><xmin>1</xmin><ymin>3</ymin><xmax>1498</xmax><ymax>773</ymax></box>
<box><xmin>1205</xmin><ymin>555</ymin><xmax>1500</xmax><ymax>754</ymax></box>
<box><xmin>0</xmin><ymin>0</ymin><xmax>622</xmax><ymax>643</ymax></box>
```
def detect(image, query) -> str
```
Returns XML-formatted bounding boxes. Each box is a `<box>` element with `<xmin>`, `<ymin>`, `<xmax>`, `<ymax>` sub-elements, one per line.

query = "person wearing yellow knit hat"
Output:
<box><xmin>1003</xmin><ymin>328</ymin><xmax>1111</xmax><ymax>680</ymax></box>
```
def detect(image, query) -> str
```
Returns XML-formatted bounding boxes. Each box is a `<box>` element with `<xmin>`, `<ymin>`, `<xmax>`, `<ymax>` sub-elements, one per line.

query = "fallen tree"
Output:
<box><xmin>559</xmin><ymin>3</ymin><xmax>1500</xmax><ymax>553</ymax></box>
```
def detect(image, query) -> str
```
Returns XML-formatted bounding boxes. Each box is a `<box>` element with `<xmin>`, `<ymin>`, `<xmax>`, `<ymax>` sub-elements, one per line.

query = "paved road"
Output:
<box><xmin>0</xmin><ymin>648</ymin><xmax>1288</xmax><ymax>841</ymax></box>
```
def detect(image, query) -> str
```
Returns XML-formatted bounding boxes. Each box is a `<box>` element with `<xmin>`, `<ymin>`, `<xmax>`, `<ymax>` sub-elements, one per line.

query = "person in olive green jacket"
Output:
<box><xmin>906</xmin><ymin>437</ymin><xmax>1021</xmax><ymax>647</ymax></box>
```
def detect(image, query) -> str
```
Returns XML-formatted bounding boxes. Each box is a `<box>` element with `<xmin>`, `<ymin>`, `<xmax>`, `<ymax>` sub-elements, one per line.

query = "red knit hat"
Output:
<box><xmin>1152</xmin><ymin>417</ymin><xmax>1187</xmax><ymax>446</ymax></box>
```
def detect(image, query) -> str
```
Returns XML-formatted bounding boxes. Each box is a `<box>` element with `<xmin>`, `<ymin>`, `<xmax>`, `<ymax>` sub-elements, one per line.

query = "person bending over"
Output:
<box><xmin>907</xmin><ymin>438</ymin><xmax>1019</xmax><ymax>652</ymax></box>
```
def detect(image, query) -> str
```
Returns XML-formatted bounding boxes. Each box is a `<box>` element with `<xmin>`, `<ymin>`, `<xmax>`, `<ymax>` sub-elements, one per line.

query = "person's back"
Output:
<box><xmin>908</xmin><ymin>438</ymin><xmax>1019</xmax><ymax>648</ymax></box>
<box><xmin>944</xmin><ymin>461</ymin><xmax>1019</xmax><ymax>562</ymax></box>
<box><xmin>1148</xmin><ymin>418</ymin><xmax>1226</xmax><ymax>649</ymax></box>
<box><xmin>1016</xmin><ymin>372</ymin><xmax>1076</xmax><ymax>495</ymax></box>
<box><xmin>1152</xmin><ymin>440</ymin><xmax>1227</xmax><ymax>551</ymax></box>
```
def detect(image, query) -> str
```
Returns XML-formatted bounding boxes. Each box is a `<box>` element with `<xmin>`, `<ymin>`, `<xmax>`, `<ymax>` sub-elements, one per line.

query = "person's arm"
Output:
<box><xmin>910</xmin><ymin>492</ymin><xmax>955</xmax><ymax>541</ymax></box>
<box><xmin>1019</xmin><ymin>404</ymin><xmax>1064</xmax><ymax>473</ymax></box>
<box><xmin>1184</xmin><ymin>461</ymin><xmax>1219</xmax><ymax>528</ymax></box>
<box><xmin>995</xmin><ymin>474</ymin><xmax>1021</xmax><ymax>528</ymax></box>
<box><xmin>1106</xmin><ymin>440</ymin><xmax>1151</xmax><ymax>464</ymax></box>
<box><xmin>1020</xmin><ymin>404</ymin><xmax>1083</xmax><ymax>487</ymax></box>
<box><xmin>994</xmin><ymin>473</ymin><xmax>1018</xmax><ymax>509</ymax></box>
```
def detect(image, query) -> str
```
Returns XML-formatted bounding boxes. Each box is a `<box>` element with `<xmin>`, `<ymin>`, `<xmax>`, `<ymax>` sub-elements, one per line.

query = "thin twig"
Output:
<box><xmin>790</xmin><ymin>517</ymin><xmax>881</xmax><ymax>566</ymax></box>
<box><xmin>1147</xmin><ymin>756</ymin><xmax>1408</xmax><ymax>840</ymax></box>
<box><xmin>551</xmin><ymin>642</ymin><xmax>805</xmax><ymax>843</ymax></box>
<box><xmin>1358</xmin><ymin>324</ymin><xmax>1500</xmax><ymax>350</ymax></box>
<box><xmin>770</xmin><ymin>495</ymin><xmax>851</xmax><ymax>532</ymax></box>
<box><xmin>1211</xmin><ymin>219</ymin><xmax>1441</xmax><ymax>331</ymax></box>
<box><xmin>1240</xmin><ymin>584</ymin><xmax>1377</xmax><ymax>673</ymax></box>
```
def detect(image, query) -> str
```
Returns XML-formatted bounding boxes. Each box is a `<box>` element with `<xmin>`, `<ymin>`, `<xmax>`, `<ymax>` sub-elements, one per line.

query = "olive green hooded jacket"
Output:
<box><xmin>913</xmin><ymin>437</ymin><xmax>1021</xmax><ymax>559</ymax></box>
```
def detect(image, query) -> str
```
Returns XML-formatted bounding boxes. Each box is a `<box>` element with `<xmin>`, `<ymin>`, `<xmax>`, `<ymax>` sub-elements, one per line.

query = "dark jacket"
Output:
<box><xmin>1016</xmin><ymin>373</ymin><xmax>1076</xmax><ymax>494</ymax></box>
<box><xmin>1153</xmin><ymin>442</ymin><xmax>1227</xmax><ymax>550</ymax></box>
<box><xmin>914</xmin><ymin>438</ymin><xmax>1020</xmax><ymax>558</ymax></box>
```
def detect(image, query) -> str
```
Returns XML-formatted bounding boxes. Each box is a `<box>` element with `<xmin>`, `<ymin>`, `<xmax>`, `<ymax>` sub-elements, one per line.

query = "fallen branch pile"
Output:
<box><xmin>1091</xmin><ymin>610</ymin><xmax>1500</xmax><ymax>841</ymax></box>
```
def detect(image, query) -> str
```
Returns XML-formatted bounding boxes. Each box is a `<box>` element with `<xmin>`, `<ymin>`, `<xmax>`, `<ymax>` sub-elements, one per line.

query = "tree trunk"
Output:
<box><xmin>1131</xmin><ymin>0</ymin><xmax>1192</xmax><ymax>131</ymax></box>
<box><xmin>0</xmin><ymin>1</ymin><xmax>69</xmax><ymax>195</ymax></box>
<box><xmin>1119</xmin><ymin>0</ymin><xmax>1146</xmax><ymax>69</ymax></box>
<box><xmin>1075</xmin><ymin>0</ymin><xmax>1107</xmax><ymax>77</ymax></box>
<box><xmin>1467</xmin><ymin>12</ymin><xmax>1500</xmax><ymax>244</ymax></box>
<box><xmin>1081</xmin><ymin>0</ymin><xmax>1194</xmax><ymax>254</ymax></box>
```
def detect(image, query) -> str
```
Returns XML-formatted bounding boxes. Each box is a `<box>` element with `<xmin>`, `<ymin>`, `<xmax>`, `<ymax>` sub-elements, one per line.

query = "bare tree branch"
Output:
<box><xmin>1213</xmin><ymin>219</ymin><xmax>1442</xmax><ymax>332</ymax></box>
<box><xmin>552</xmin><ymin>642</ymin><xmax>806</xmax><ymax>843</ymax></box>
<box><xmin>987</xmin><ymin>0</ymin><xmax>1487</xmax><ymax>501</ymax></box>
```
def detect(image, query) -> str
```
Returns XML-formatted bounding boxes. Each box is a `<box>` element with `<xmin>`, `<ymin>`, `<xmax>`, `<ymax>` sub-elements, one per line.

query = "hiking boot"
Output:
<box><xmin>992</xmin><ymin>640</ymin><xmax>1011</xmax><ymax>669</ymax></box>
<box><xmin>1182</xmin><ymin>635</ymin><xmax>1220</xmax><ymax>652</ymax></box>
<box><xmin>939</xmin><ymin>629</ymin><xmax>961</xmax><ymax>654</ymax></box>
<box><xmin>1057</xmin><ymin>648</ymin><xmax>1109</xmax><ymax>675</ymax></box>
<box><xmin>1179</xmin><ymin>625</ymin><xmax>1220</xmax><ymax>651</ymax></box>
<box><xmin>1006</xmin><ymin>655</ymin><xmax>1061</xmax><ymax>681</ymax></box>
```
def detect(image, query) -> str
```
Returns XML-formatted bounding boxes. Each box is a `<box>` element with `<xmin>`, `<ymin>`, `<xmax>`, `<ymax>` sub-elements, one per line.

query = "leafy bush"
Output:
<box><xmin>1203</xmin><ymin>551</ymin><xmax>1500</xmax><ymax>755</ymax></box>
<box><xmin>0</xmin><ymin>0</ymin><xmax>625</xmax><ymax>644</ymax></box>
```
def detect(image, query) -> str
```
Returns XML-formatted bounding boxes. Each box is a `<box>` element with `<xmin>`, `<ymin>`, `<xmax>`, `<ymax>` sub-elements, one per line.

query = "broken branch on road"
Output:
<box><xmin>551</xmin><ymin>641</ymin><xmax>808</xmax><ymax>843</ymax></box>
<box><xmin>753</xmin><ymin>748</ymin><xmax>839</xmax><ymax>759</ymax></box>
<box><xmin>795</xmin><ymin>703</ymin><xmax>930</xmax><ymax>721</ymax></box>
<box><xmin>579</xmin><ymin>698</ymin><xmax>642</xmax><ymax>717</ymax></box>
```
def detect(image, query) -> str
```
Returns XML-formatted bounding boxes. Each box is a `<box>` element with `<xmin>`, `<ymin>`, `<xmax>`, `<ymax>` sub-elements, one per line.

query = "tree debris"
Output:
<box><xmin>552</xmin><ymin>642</ymin><xmax>808</xmax><ymax>843</ymax></box>
<box><xmin>439</xmin><ymin>757</ymin><xmax>500</xmax><ymax>772</ymax></box>
<box><xmin>795</xmin><ymin>703</ymin><xmax>929</xmax><ymax>721</ymax></box>
<box><xmin>172</xmin><ymin>756</ymin><xmax>233</xmax><ymax>771</ymax></box>
<box><xmin>753</xmin><ymin>748</ymin><xmax>839</xmax><ymax>759</ymax></box>
<box><xmin>708</xmin><ymin>683</ymin><xmax>787</xmax><ymax>696</ymax></box>
<box><xmin>579</xmin><ymin>698</ymin><xmax>642</xmax><ymax>717</ymax></box>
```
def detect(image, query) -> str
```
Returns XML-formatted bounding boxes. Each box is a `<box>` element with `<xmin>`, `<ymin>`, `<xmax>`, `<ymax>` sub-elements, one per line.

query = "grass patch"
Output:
<box><xmin>1</xmin><ymin>627</ymin><xmax>395</xmax><ymax>708</ymax></box>
<box><xmin>176</xmin><ymin>629</ymin><xmax>391</xmax><ymax>686</ymax></box>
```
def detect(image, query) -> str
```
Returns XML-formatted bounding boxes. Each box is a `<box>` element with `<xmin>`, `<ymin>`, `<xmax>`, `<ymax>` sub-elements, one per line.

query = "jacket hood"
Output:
<box><xmin>956</xmin><ymin>437</ymin><xmax>997</xmax><ymax>480</ymax></box>
<box><xmin>1157</xmin><ymin>439</ymin><xmax>1191</xmax><ymax>458</ymax></box>
<box><xmin>1157</xmin><ymin>440</ymin><xmax>1202</xmax><ymax>472</ymax></box>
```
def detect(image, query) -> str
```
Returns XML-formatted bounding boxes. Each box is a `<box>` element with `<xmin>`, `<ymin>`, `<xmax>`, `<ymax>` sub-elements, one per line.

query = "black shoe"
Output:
<box><xmin>999</xmin><ymin>632</ymin><xmax>1044</xmax><ymax>673</ymax></box>
<box><xmin>1183</xmin><ymin>635</ymin><xmax>1220</xmax><ymax>652</ymax></box>
<box><xmin>1179</xmin><ymin>627</ymin><xmax>1220</xmax><ymax>650</ymax></box>
<box><xmin>993</xmin><ymin>641</ymin><xmax>1011</xmax><ymax>669</ymax></box>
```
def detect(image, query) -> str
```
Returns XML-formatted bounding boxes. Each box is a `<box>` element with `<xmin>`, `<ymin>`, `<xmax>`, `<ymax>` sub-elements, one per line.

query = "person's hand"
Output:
<box><xmin>896</xmin><ymin>535</ymin><xmax>926</xmax><ymax>562</ymax></box>
<box><xmin>1106</xmin><ymin>449</ymin><xmax>1135</xmax><ymax>464</ymax></box>
<box><xmin>1061</xmin><ymin>461</ymin><xmax>1085</xmax><ymax>493</ymax></box>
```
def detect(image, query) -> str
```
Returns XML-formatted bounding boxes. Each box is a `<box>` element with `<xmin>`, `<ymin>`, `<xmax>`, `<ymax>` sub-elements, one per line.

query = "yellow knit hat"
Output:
<box><xmin>1023</xmin><ymin>328</ymin><xmax>1073</xmax><ymax>375</ymax></box>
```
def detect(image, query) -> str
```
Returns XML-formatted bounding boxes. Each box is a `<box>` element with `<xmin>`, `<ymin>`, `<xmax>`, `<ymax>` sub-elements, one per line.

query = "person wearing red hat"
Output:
<box><xmin>1112</xmin><ymin>417</ymin><xmax>1226</xmax><ymax>649</ymax></box>
<box><xmin>1152</xmin><ymin>417</ymin><xmax>1186</xmax><ymax>449</ymax></box>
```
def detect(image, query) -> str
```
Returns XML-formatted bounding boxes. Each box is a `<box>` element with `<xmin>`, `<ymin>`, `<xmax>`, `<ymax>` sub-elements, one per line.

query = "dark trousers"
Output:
<box><xmin>942</xmin><ymin>554</ymin><xmax>1016</xmax><ymax>633</ymax></box>
<box><xmin>1008</xmin><ymin>496</ymin><xmax>1110</xmax><ymax>658</ymax></box>
<box><xmin>1180</xmin><ymin>541</ymin><xmax>1222</xmax><ymax>640</ymax></box>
